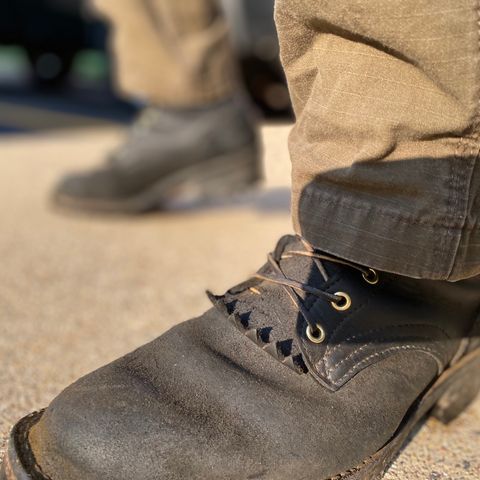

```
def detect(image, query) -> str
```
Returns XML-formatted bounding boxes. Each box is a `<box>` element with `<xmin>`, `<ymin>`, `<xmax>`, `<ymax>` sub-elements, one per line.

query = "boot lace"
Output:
<box><xmin>254</xmin><ymin>237</ymin><xmax>379</xmax><ymax>344</ymax></box>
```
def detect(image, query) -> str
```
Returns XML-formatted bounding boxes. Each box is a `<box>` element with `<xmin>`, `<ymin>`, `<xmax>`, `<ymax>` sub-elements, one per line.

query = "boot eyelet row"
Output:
<box><xmin>306</xmin><ymin>293</ymin><xmax>352</xmax><ymax>344</ymax></box>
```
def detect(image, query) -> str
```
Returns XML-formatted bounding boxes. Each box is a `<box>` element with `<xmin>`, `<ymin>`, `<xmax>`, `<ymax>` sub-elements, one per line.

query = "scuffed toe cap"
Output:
<box><xmin>25</xmin><ymin>315</ymin><xmax>310</xmax><ymax>480</ymax></box>
<box><xmin>25</xmin><ymin>309</ymin><xmax>439</xmax><ymax>480</ymax></box>
<box><xmin>28</xmin><ymin>361</ymin><xmax>169</xmax><ymax>480</ymax></box>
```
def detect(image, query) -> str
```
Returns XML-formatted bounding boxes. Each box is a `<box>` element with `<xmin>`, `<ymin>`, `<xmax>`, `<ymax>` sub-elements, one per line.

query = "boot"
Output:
<box><xmin>52</xmin><ymin>98</ymin><xmax>261</xmax><ymax>214</ymax></box>
<box><xmin>2</xmin><ymin>235</ymin><xmax>479</xmax><ymax>480</ymax></box>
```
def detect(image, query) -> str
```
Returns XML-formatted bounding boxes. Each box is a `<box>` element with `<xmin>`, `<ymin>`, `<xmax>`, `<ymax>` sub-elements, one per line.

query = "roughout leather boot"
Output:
<box><xmin>51</xmin><ymin>98</ymin><xmax>261</xmax><ymax>214</ymax></box>
<box><xmin>2</xmin><ymin>235</ymin><xmax>480</xmax><ymax>480</ymax></box>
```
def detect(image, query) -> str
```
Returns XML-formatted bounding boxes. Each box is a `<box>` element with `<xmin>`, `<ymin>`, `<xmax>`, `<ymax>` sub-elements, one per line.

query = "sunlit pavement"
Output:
<box><xmin>0</xmin><ymin>124</ymin><xmax>479</xmax><ymax>479</ymax></box>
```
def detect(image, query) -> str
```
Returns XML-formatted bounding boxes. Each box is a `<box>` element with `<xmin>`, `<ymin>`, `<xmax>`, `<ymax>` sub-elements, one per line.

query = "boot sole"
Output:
<box><xmin>51</xmin><ymin>147</ymin><xmax>262</xmax><ymax>215</ymax></box>
<box><xmin>1</xmin><ymin>348</ymin><xmax>479</xmax><ymax>480</ymax></box>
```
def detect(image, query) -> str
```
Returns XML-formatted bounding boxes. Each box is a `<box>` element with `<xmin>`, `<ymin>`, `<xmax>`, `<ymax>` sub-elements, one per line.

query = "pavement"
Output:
<box><xmin>0</xmin><ymin>123</ymin><xmax>479</xmax><ymax>479</ymax></box>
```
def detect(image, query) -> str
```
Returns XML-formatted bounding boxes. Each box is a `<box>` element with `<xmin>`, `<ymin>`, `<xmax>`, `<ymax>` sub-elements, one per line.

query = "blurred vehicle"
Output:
<box><xmin>0</xmin><ymin>0</ymin><xmax>290</xmax><ymax>115</ymax></box>
<box><xmin>0</xmin><ymin>0</ymin><xmax>105</xmax><ymax>88</ymax></box>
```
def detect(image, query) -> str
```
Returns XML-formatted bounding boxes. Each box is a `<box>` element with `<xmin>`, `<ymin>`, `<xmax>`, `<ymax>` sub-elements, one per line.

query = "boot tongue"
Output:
<box><xmin>213</xmin><ymin>235</ymin><xmax>335</xmax><ymax>373</ymax></box>
<box><xmin>270</xmin><ymin>235</ymin><xmax>329</xmax><ymax>296</ymax></box>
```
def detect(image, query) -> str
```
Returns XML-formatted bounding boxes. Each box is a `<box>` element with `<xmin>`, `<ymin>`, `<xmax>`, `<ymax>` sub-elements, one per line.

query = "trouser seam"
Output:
<box><xmin>446</xmin><ymin>0</ymin><xmax>480</xmax><ymax>279</ymax></box>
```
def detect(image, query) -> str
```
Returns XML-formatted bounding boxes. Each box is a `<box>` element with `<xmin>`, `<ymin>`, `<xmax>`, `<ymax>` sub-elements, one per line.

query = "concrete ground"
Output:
<box><xmin>0</xmin><ymin>124</ymin><xmax>479</xmax><ymax>479</ymax></box>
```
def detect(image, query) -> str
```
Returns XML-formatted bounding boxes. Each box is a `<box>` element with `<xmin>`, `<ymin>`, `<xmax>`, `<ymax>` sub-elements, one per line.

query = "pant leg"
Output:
<box><xmin>275</xmin><ymin>0</ymin><xmax>480</xmax><ymax>281</ymax></box>
<box><xmin>91</xmin><ymin>0</ymin><xmax>237</xmax><ymax>107</ymax></box>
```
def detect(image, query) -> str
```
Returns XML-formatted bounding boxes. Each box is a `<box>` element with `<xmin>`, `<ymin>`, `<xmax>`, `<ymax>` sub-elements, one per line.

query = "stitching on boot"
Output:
<box><xmin>323</xmin><ymin>323</ymin><xmax>452</xmax><ymax>374</ymax></box>
<box><xmin>325</xmin><ymin>331</ymin><xmax>448</xmax><ymax>375</ymax></box>
<box><xmin>325</xmin><ymin>323</ymin><xmax>451</xmax><ymax>359</ymax></box>
<box><xmin>332</xmin><ymin>346</ymin><xmax>443</xmax><ymax>386</ymax></box>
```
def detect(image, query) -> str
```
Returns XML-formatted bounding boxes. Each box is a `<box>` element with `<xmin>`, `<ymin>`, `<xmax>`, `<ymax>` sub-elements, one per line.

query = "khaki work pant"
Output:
<box><xmin>94</xmin><ymin>0</ymin><xmax>480</xmax><ymax>281</ymax></box>
<box><xmin>92</xmin><ymin>0</ymin><xmax>237</xmax><ymax>106</ymax></box>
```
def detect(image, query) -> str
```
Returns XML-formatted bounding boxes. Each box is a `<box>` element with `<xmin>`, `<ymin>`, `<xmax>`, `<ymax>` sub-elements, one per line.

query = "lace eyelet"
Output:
<box><xmin>331</xmin><ymin>292</ymin><xmax>352</xmax><ymax>311</ymax></box>
<box><xmin>362</xmin><ymin>268</ymin><xmax>379</xmax><ymax>285</ymax></box>
<box><xmin>306</xmin><ymin>324</ymin><xmax>326</xmax><ymax>344</ymax></box>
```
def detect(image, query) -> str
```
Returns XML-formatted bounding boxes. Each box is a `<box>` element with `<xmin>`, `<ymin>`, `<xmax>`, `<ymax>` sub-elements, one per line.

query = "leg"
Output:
<box><xmin>92</xmin><ymin>0</ymin><xmax>237</xmax><ymax>107</ymax></box>
<box><xmin>276</xmin><ymin>0</ymin><xmax>480</xmax><ymax>280</ymax></box>
<box><xmin>51</xmin><ymin>0</ymin><xmax>261</xmax><ymax>214</ymax></box>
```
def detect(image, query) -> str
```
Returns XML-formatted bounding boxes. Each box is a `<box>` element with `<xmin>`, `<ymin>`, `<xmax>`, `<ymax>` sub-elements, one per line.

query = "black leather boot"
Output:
<box><xmin>2</xmin><ymin>235</ymin><xmax>479</xmax><ymax>480</ymax></box>
<box><xmin>51</xmin><ymin>98</ymin><xmax>261</xmax><ymax>214</ymax></box>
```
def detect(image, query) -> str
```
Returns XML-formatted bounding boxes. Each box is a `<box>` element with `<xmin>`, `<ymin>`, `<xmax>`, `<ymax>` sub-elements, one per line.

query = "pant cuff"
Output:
<box><xmin>294</xmin><ymin>186</ymin><xmax>480</xmax><ymax>281</ymax></box>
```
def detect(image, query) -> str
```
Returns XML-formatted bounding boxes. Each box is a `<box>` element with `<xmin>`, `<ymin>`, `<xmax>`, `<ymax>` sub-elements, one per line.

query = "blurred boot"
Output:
<box><xmin>51</xmin><ymin>0</ymin><xmax>261</xmax><ymax>214</ymax></box>
<box><xmin>52</xmin><ymin>98</ymin><xmax>261</xmax><ymax>213</ymax></box>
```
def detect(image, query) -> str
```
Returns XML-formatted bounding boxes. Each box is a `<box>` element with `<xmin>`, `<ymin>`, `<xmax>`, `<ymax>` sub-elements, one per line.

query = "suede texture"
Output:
<box><xmin>30</xmin><ymin>309</ymin><xmax>439</xmax><ymax>480</ymax></box>
<box><xmin>27</xmin><ymin>238</ymin><xmax>480</xmax><ymax>479</ymax></box>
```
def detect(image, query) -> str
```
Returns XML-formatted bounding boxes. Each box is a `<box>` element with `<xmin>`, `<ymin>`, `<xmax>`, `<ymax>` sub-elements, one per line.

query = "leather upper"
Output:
<box><xmin>28</xmin><ymin>236</ymin><xmax>480</xmax><ymax>480</ymax></box>
<box><xmin>217</xmin><ymin>236</ymin><xmax>480</xmax><ymax>391</ymax></box>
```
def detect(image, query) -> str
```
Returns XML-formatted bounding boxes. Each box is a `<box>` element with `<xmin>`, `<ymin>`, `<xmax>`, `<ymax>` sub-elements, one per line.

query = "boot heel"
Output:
<box><xmin>431</xmin><ymin>354</ymin><xmax>480</xmax><ymax>424</ymax></box>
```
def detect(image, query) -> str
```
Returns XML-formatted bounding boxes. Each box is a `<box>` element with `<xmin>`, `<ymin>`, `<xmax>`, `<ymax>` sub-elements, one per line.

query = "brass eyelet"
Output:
<box><xmin>362</xmin><ymin>268</ymin><xmax>379</xmax><ymax>285</ymax></box>
<box><xmin>306</xmin><ymin>324</ymin><xmax>326</xmax><ymax>344</ymax></box>
<box><xmin>331</xmin><ymin>292</ymin><xmax>352</xmax><ymax>311</ymax></box>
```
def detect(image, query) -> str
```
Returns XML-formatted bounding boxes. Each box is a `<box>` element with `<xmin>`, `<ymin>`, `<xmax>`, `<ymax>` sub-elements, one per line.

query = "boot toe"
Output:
<box><xmin>54</xmin><ymin>173</ymin><xmax>92</xmax><ymax>199</ymax></box>
<box><xmin>28</xmin><ymin>361</ymin><xmax>169</xmax><ymax>480</ymax></box>
<box><xmin>53</xmin><ymin>169</ymin><xmax>121</xmax><ymax>204</ymax></box>
<box><xmin>25</xmin><ymin>308</ymin><xmax>442</xmax><ymax>480</ymax></box>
